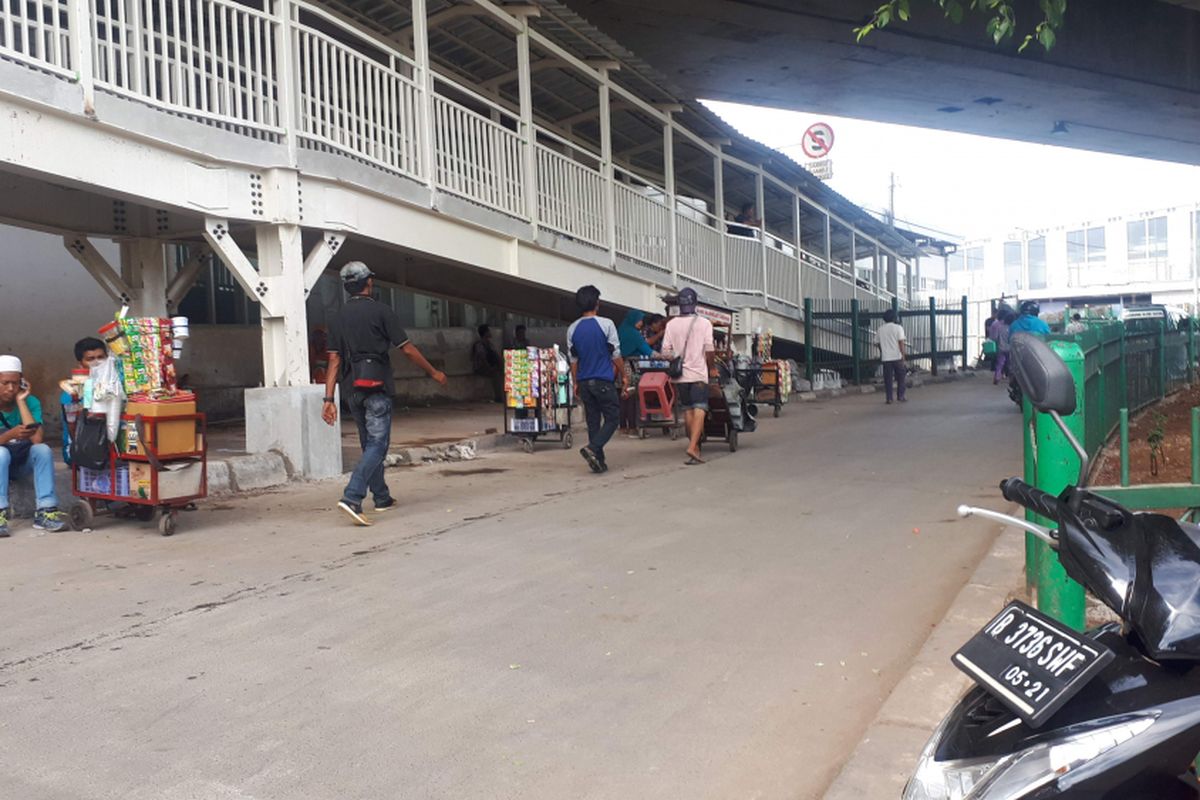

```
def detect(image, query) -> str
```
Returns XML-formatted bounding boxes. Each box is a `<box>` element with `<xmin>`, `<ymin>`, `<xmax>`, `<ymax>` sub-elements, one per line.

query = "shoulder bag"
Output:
<box><xmin>666</xmin><ymin>315</ymin><xmax>700</xmax><ymax>379</ymax></box>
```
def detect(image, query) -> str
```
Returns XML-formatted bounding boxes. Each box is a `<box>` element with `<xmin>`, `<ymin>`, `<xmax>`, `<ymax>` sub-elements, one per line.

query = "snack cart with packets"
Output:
<box><xmin>69</xmin><ymin>313</ymin><xmax>207</xmax><ymax>535</ymax></box>
<box><xmin>71</xmin><ymin>406</ymin><xmax>208</xmax><ymax>536</ymax></box>
<box><xmin>503</xmin><ymin>345</ymin><xmax>575</xmax><ymax>453</ymax></box>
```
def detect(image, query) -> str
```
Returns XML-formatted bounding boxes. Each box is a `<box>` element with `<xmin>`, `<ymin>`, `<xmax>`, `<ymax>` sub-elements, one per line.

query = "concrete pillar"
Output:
<box><xmin>119</xmin><ymin>238</ymin><xmax>168</xmax><ymax>317</ymax></box>
<box><xmin>244</xmin><ymin>223</ymin><xmax>341</xmax><ymax>480</ymax></box>
<box><xmin>887</xmin><ymin>254</ymin><xmax>899</xmax><ymax>297</ymax></box>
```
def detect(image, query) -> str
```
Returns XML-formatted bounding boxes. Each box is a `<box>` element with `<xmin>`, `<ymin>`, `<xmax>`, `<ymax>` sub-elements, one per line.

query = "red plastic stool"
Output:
<box><xmin>637</xmin><ymin>372</ymin><xmax>677</xmax><ymax>422</ymax></box>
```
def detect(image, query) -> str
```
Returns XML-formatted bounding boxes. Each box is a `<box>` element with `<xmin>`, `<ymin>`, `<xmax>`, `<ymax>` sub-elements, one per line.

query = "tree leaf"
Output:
<box><xmin>1038</xmin><ymin>24</ymin><xmax>1056</xmax><ymax>50</ymax></box>
<box><xmin>948</xmin><ymin>2</ymin><xmax>964</xmax><ymax>24</ymax></box>
<box><xmin>1018</xmin><ymin>33</ymin><xmax>1033</xmax><ymax>52</ymax></box>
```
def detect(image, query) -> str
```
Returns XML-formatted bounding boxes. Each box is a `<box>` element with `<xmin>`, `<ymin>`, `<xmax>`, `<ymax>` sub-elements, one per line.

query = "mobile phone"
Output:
<box><xmin>19</xmin><ymin>379</ymin><xmax>29</xmax><ymax>391</ymax></box>
<box><xmin>24</xmin><ymin>422</ymin><xmax>40</xmax><ymax>430</ymax></box>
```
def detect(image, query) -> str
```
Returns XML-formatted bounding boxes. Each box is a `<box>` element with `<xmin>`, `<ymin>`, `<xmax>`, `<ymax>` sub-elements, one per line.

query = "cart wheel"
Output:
<box><xmin>158</xmin><ymin>510</ymin><xmax>177</xmax><ymax>537</ymax></box>
<box><xmin>134</xmin><ymin>505</ymin><xmax>157</xmax><ymax>522</ymax></box>
<box><xmin>638</xmin><ymin>427</ymin><xmax>648</xmax><ymax>440</ymax></box>
<box><xmin>562</xmin><ymin>431</ymin><xmax>574</xmax><ymax>449</ymax></box>
<box><xmin>521</xmin><ymin>438</ymin><xmax>535</xmax><ymax>454</ymax></box>
<box><xmin>661</xmin><ymin>427</ymin><xmax>670</xmax><ymax>437</ymax></box>
<box><xmin>68</xmin><ymin>502</ymin><xmax>94</xmax><ymax>532</ymax></box>
<box><xmin>774</xmin><ymin>405</ymin><xmax>781</xmax><ymax>418</ymax></box>
<box><xmin>669</xmin><ymin>427</ymin><xmax>680</xmax><ymax>441</ymax></box>
<box><xmin>729</xmin><ymin>428</ymin><xmax>739</xmax><ymax>453</ymax></box>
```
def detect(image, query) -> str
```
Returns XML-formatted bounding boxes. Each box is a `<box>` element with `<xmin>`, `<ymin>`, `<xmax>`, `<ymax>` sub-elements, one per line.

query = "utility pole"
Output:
<box><xmin>886</xmin><ymin>172</ymin><xmax>897</xmax><ymax>227</ymax></box>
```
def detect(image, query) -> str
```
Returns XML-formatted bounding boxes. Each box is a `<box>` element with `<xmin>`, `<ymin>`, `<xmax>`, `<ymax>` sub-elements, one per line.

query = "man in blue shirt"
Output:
<box><xmin>0</xmin><ymin>355</ymin><xmax>68</xmax><ymax>536</ymax></box>
<box><xmin>1009</xmin><ymin>300</ymin><xmax>1050</xmax><ymax>337</ymax></box>
<box><xmin>567</xmin><ymin>285</ymin><xmax>624</xmax><ymax>473</ymax></box>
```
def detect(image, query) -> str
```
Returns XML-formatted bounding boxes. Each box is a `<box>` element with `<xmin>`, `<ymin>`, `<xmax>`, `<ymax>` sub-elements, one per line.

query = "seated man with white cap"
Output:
<box><xmin>0</xmin><ymin>355</ymin><xmax>68</xmax><ymax>536</ymax></box>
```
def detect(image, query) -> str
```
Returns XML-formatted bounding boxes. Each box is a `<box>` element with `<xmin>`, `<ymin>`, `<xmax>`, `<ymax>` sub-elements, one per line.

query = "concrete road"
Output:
<box><xmin>0</xmin><ymin>378</ymin><xmax>1020</xmax><ymax>800</ymax></box>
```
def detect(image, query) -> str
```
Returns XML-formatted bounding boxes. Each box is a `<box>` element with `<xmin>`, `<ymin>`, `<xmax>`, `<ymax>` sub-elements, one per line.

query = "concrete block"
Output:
<box><xmin>226</xmin><ymin>452</ymin><xmax>289</xmax><ymax>492</ymax></box>
<box><xmin>245</xmin><ymin>386</ymin><xmax>342</xmax><ymax>480</ymax></box>
<box><xmin>798</xmin><ymin>392</ymin><xmax>818</xmax><ymax>402</ymax></box>
<box><xmin>821</xmin><ymin>721</ymin><xmax>929</xmax><ymax>800</ymax></box>
<box><xmin>206</xmin><ymin>460</ymin><xmax>233</xmax><ymax>495</ymax></box>
<box><xmin>859</xmin><ymin>385</ymin><xmax>876</xmax><ymax>394</ymax></box>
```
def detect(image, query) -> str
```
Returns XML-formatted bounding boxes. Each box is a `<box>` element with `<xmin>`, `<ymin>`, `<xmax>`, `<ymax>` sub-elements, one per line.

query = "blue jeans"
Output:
<box><xmin>0</xmin><ymin>442</ymin><xmax>59</xmax><ymax>510</ymax></box>
<box><xmin>343</xmin><ymin>392</ymin><xmax>393</xmax><ymax>506</ymax></box>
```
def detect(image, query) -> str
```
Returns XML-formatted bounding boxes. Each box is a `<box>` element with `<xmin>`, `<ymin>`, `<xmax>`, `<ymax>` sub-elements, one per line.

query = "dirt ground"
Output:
<box><xmin>1093</xmin><ymin>383</ymin><xmax>1200</xmax><ymax>488</ymax></box>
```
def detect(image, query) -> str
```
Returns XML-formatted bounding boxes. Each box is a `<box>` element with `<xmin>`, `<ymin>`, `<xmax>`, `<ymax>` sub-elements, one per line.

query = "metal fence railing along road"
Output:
<box><xmin>802</xmin><ymin>295</ymin><xmax>969</xmax><ymax>385</ymax></box>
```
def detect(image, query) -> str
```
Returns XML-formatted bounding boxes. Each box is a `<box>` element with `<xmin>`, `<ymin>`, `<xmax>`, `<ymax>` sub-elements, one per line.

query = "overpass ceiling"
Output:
<box><xmin>557</xmin><ymin>0</ymin><xmax>1200</xmax><ymax>165</ymax></box>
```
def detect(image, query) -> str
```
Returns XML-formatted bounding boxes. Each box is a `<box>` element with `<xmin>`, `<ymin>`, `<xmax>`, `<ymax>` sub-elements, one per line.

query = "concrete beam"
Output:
<box><xmin>63</xmin><ymin>234</ymin><xmax>134</xmax><ymax>307</ymax></box>
<box><xmin>303</xmin><ymin>232</ymin><xmax>347</xmax><ymax>294</ymax></box>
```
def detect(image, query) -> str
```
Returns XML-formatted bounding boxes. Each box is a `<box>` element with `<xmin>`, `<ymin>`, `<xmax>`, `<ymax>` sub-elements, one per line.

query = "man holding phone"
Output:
<box><xmin>0</xmin><ymin>355</ymin><xmax>68</xmax><ymax>536</ymax></box>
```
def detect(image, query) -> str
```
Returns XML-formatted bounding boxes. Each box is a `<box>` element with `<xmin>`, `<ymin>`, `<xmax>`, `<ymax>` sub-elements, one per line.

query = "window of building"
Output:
<box><xmin>1128</xmin><ymin>216</ymin><xmax>1168</xmax><ymax>263</ymax></box>
<box><xmin>947</xmin><ymin>251</ymin><xmax>965</xmax><ymax>272</ymax></box>
<box><xmin>1067</xmin><ymin>227</ymin><xmax>1106</xmax><ymax>268</ymax></box>
<box><xmin>1003</xmin><ymin>241</ymin><xmax>1022</xmax><ymax>293</ymax></box>
<box><xmin>965</xmin><ymin>246</ymin><xmax>985</xmax><ymax>272</ymax></box>
<box><xmin>1027</xmin><ymin>237</ymin><xmax>1047</xmax><ymax>290</ymax></box>
<box><xmin>176</xmin><ymin>252</ymin><xmax>261</xmax><ymax>326</ymax></box>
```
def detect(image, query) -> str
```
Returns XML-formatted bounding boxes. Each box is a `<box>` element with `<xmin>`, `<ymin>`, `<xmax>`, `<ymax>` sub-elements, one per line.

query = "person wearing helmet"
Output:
<box><xmin>1009</xmin><ymin>300</ymin><xmax>1050</xmax><ymax>337</ymax></box>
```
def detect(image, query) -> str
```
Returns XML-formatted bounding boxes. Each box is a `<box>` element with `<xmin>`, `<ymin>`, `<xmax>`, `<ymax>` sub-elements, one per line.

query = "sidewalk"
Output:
<box><xmin>822</xmin><ymin>520</ymin><xmax>1024</xmax><ymax>798</ymax></box>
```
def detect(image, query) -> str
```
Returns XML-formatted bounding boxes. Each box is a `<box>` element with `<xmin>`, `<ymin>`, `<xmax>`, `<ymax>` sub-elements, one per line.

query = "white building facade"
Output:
<box><xmin>948</xmin><ymin>204</ymin><xmax>1200</xmax><ymax>314</ymax></box>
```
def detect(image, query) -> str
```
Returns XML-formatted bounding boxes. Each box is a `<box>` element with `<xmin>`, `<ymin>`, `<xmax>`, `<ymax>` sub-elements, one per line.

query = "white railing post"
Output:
<box><xmin>793</xmin><ymin>191</ymin><xmax>803</xmax><ymax>310</ymax></box>
<box><xmin>67</xmin><ymin>0</ymin><xmax>96</xmax><ymax>114</ymax></box>
<box><xmin>756</xmin><ymin>169</ymin><xmax>766</xmax><ymax>307</ymax></box>
<box><xmin>825</xmin><ymin>209</ymin><xmax>833</xmax><ymax>299</ymax></box>
<box><xmin>412</xmin><ymin>0</ymin><xmax>436</xmax><ymax>193</ymax></box>
<box><xmin>714</xmin><ymin>152</ymin><xmax>727</xmax><ymax>303</ymax></box>
<box><xmin>598</xmin><ymin>70</ymin><xmax>615</xmax><ymax>265</ymax></box>
<box><xmin>663</xmin><ymin>115</ymin><xmax>677</xmax><ymax>286</ymax></box>
<box><xmin>516</xmin><ymin>16</ymin><xmax>537</xmax><ymax>228</ymax></box>
<box><xmin>850</xmin><ymin>229</ymin><xmax>859</xmax><ymax>300</ymax></box>
<box><xmin>274</xmin><ymin>0</ymin><xmax>298</xmax><ymax>162</ymax></box>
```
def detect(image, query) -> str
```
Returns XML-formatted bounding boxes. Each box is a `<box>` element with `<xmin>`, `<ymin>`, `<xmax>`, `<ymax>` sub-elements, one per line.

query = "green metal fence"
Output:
<box><xmin>803</xmin><ymin>296</ymin><xmax>969</xmax><ymax>385</ymax></box>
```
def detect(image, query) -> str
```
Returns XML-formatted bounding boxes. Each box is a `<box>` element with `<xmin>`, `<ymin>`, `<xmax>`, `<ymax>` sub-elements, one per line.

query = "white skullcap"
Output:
<box><xmin>0</xmin><ymin>355</ymin><xmax>22</xmax><ymax>374</ymax></box>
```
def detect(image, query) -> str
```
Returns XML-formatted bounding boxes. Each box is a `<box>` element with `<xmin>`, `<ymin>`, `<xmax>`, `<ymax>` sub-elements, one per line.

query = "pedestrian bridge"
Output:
<box><xmin>0</xmin><ymin>0</ymin><xmax>924</xmax><ymax>383</ymax></box>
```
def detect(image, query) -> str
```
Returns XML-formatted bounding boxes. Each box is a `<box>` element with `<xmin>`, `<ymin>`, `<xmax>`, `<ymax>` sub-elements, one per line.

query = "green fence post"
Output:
<box><xmin>1120</xmin><ymin>408</ymin><xmax>1130</xmax><ymax>487</ymax></box>
<box><xmin>1192</xmin><ymin>408</ymin><xmax>1200</xmax><ymax>486</ymax></box>
<box><xmin>929</xmin><ymin>296</ymin><xmax>939</xmax><ymax>377</ymax></box>
<box><xmin>1032</xmin><ymin>340</ymin><xmax>1088</xmax><ymax>631</ymax></box>
<box><xmin>804</xmin><ymin>298</ymin><xmax>815</xmax><ymax>383</ymax></box>
<box><xmin>1189</xmin><ymin>318</ymin><xmax>1197</xmax><ymax>385</ymax></box>
<box><xmin>851</xmin><ymin>298</ymin><xmax>861</xmax><ymax>386</ymax></box>
<box><xmin>1159</xmin><ymin>319</ymin><xmax>1168</xmax><ymax>400</ymax></box>
<box><xmin>1023</xmin><ymin>395</ymin><xmax>1038</xmax><ymax>594</ymax></box>
<box><xmin>961</xmin><ymin>295</ymin><xmax>969</xmax><ymax>370</ymax></box>
<box><xmin>1119</xmin><ymin>328</ymin><xmax>1129</xmax><ymax>410</ymax></box>
<box><xmin>1097</xmin><ymin>336</ymin><xmax>1106</xmax><ymax>443</ymax></box>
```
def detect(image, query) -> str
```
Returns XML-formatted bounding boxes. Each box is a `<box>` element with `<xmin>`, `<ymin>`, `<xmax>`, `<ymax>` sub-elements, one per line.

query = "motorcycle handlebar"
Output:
<box><xmin>1000</xmin><ymin>478</ymin><xmax>1067</xmax><ymax>523</ymax></box>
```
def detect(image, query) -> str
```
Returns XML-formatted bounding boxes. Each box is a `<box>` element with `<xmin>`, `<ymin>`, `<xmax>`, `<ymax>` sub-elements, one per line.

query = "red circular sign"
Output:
<box><xmin>802</xmin><ymin>122</ymin><xmax>835</xmax><ymax>159</ymax></box>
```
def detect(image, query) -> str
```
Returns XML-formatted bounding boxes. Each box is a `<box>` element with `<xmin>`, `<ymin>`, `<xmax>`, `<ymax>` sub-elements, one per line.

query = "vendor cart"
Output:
<box><xmin>70</xmin><ymin>412</ymin><xmax>207</xmax><ymax>536</ymax></box>
<box><xmin>503</xmin><ymin>346</ymin><xmax>574</xmax><ymax>454</ymax></box>
<box><xmin>738</xmin><ymin>362</ymin><xmax>784</xmax><ymax>418</ymax></box>
<box><xmin>630</xmin><ymin>357</ymin><xmax>683</xmax><ymax>440</ymax></box>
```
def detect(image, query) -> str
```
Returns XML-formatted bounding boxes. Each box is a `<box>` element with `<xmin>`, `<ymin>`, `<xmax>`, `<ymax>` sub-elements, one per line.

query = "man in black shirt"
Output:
<box><xmin>322</xmin><ymin>262</ymin><xmax>447</xmax><ymax>526</ymax></box>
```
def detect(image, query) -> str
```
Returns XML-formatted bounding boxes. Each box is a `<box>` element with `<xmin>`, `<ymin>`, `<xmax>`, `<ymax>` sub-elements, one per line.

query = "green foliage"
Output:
<box><xmin>853</xmin><ymin>0</ymin><xmax>1067</xmax><ymax>52</ymax></box>
<box><xmin>1148</xmin><ymin>412</ymin><xmax>1168</xmax><ymax>477</ymax></box>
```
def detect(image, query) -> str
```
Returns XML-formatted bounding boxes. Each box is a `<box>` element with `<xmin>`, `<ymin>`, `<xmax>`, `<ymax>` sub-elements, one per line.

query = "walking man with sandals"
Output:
<box><xmin>568</xmin><ymin>285</ymin><xmax>625</xmax><ymax>474</ymax></box>
<box><xmin>662</xmin><ymin>288</ymin><xmax>715</xmax><ymax>465</ymax></box>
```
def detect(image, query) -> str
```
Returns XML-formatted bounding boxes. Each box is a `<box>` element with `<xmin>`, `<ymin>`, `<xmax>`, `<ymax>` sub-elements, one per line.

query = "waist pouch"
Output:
<box><xmin>351</xmin><ymin>354</ymin><xmax>390</xmax><ymax>393</ymax></box>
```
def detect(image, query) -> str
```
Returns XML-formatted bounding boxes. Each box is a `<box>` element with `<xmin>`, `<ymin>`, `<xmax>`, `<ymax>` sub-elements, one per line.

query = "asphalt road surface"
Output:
<box><xmin>0</xmin><ymin>378</ymin><xmax>1019</xmax><ymax>800</ymax></box>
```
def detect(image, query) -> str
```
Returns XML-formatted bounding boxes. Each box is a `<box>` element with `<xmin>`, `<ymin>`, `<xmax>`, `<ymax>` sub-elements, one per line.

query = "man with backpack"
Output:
<box><xmin>0</xmin><ymin>355</ymin><xmax>68</xmax><ymax>536</ymax></box>
<box><xmin>321</xmin><ymin>262</ymin><xmax>447</xmax><ymax>526</ymax></box>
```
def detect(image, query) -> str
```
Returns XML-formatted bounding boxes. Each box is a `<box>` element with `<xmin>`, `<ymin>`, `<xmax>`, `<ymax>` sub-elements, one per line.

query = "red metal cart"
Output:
<box><xmin>70</xmin><ymin>412</ymin><xmax>207</xmax><ymax>536</ymax></box>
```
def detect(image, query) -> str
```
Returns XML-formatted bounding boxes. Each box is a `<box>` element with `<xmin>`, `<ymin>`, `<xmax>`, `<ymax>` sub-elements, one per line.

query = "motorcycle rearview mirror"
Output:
<box><xmin>1009</xmin><ymin>334</ymin><xmax>1090</xmax><ymax>491</ymax></box>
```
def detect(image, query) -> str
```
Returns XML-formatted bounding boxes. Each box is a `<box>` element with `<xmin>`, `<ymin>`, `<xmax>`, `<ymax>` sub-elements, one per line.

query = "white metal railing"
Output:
<box><xmin>535</xmin><ymin>132</ymin><xmax>605</xmax><ymax>247</ymax></box>
<box><xmin>725</xmin><ymin>231</ymin><xmax>762</xmax><ymax>295</ymax></box>
<box><xmin>2</xmin><ymin>0</ymin><xmax>71</xmax><ymax>74</ymax></box>
<box><xmin>293</xmin><ymin>4</ymin><xmax>421</xmax><ymax>177</ymax></box>
<box><xmin>2</xmin><ymin>0</ymin><xmax>921</xmax><ymax>325</ymax></box>
<box><xmin>676</xmin><ymin>210</ymin><xmax>721</xmax><ymax>289</ymax></box>
<box><xmin>613</xmin><ymin>171</ymin><xmax>669</xmax><ymax>271</ymax></box>
<box><xmin>765</xmin><ymin>242</ymin><xmax>797</xmax><ymax>307</ymax></box>
<box><xmin>432</xmin><ymin>85</ymin><xmax>524</xmax><ymax>217</ymax></box>
<box><xmin>91</xmin><ymin>0</ymin><xmax>281</xmax><ymax>132</ymax></box>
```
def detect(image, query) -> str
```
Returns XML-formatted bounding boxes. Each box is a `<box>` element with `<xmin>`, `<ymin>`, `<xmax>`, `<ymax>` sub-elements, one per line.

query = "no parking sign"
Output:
<box><xmin>801</xmin><ymin>122</ymin><xmax>835</xmax><ymax>159</ymax></box>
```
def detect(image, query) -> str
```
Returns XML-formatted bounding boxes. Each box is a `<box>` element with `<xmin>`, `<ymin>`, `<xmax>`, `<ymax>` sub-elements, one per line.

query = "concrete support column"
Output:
<box><xmin>598</xmin><ymin>72</ymin><xmax>616</xmax><ymax>266</ymax></box>
<box><xmin>254</xmin><ymin>223</ymin><xmax>309</xmax><ymax>389</ymax></box>
<box><xmin>824</xmin><ymin>211</ymin><xmax>833</xmax><ymax>298</ymax></box>
<box><xmin>755</xmin><ymin>170</ymin><xmax>766</xmax><ymax>307</ymax></box>
<box><xmin>714</xmin><ymin>152</ymin><xmax>728</xmax><ymax>303</ymax></box>
<box><xmin>887</xmin><ymin>253</ymin><xmax>898</xmax><ymax>297</ymax></box>
<box><xmin>906</xmin><ymin>260</ymin><xmax>915</xmax><ymax>304</ymax></box>
<box><xmin>664</xmin><ymin>117</ymin><xmax>677</xmax><ymax>286</ymax></box>
<box><xmin>119</xmin><ymin>238</ymin><xmax>168</xmax><ymax>317</ymax></box>
<box><xmin>516</xmin><ymin>17</ymin><xmax>538</xmax><ymax>231</ymax></box>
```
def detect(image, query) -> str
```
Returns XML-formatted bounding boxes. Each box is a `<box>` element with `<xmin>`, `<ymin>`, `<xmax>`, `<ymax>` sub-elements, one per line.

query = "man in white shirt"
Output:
<box><xmin>877</xmin><ymin>309</ymin><xmax>908</xmax><ymax>405</ymax></box>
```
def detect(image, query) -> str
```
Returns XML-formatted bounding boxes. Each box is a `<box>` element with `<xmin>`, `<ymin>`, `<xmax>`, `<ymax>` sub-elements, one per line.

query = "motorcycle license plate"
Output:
<box><xmin>953</xmin><ymin>601</ymin><xmax>1114</xmax><ymax>729</ymax></box>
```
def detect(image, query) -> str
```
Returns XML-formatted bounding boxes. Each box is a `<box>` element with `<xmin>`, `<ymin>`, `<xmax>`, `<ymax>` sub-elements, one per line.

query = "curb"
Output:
<box><xmin>821</xmin><ymin>519</ymin><xmax>1023</xmax><ymax>799</ymax></box>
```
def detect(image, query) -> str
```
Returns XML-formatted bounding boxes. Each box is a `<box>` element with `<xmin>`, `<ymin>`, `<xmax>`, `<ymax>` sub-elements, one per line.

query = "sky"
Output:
<box><xmin>702</xmin><ymin>100</ymin><xmax>1200</xmax><ymax>242</ymax></box>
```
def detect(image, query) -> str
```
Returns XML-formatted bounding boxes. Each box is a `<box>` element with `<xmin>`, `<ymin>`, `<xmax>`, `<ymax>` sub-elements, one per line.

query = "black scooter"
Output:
<box><xmin>904</xmin><ymin>334</ymin><xmax>1200</xmax><ymax>799</ymax></box>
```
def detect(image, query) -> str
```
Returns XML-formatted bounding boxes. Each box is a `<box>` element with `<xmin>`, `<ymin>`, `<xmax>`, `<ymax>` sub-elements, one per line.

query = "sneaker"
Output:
<box><xmin>373</xmin><ymin>497</ymin><xmax>398</xmax><ymax>513</ymax></box>
<box><xmin>33</xmin><ymin>508</ymin><xmax>67</xmax><ymax>533</ymax></box>
<box><xmin>0</xmin><ymin>507</ymin><xmax>9</xmax><ymax>538</ymax></box>
<box><xmin>337</xmin><ymin>500</ymin><xmax>373</xmax><ymax>527</ymax></box>
<box><xmin>579</xmin><ymin>447</ymin><xmax>603</xmax><ymax>474</ymax></box>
